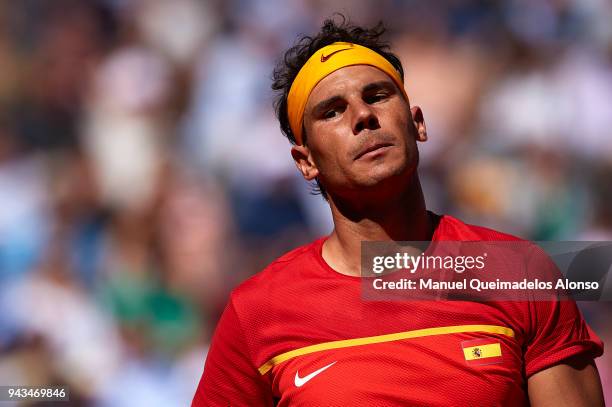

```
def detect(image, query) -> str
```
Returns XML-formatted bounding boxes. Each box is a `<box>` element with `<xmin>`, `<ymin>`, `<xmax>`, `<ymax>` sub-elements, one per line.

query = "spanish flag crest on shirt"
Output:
<box><xmin>461</xmin><ymin>338</ymin><xmax>504</xmax><ymax>366</ymax></box>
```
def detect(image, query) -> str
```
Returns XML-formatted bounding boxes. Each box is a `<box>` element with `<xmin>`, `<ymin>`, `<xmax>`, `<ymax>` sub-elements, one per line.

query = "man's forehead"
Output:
<box><xmin>306</xmin><ymin>65</ymin><xmax>394</xmax><ymax>107</ymax></box>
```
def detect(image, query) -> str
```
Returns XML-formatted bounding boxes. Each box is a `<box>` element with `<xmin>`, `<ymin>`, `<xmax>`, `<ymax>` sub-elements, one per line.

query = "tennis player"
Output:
<box><xmin>192</xmin><ymin>16</ymin><xmax>604</xmax><ymax>406</ymax></box>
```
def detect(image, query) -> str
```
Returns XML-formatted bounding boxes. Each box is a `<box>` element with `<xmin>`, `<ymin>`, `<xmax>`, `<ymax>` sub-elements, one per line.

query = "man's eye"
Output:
<box><xmin>324</xmin><ymin>110</ymin><xmax>337</xmax><ymax>119</ymax></box>
<box><xmin>366</xmin><ymin>93</ymin><xmax>388</xmax><ymax>104</ymax></box>
<box><xmin>323</xmin><ymin>106</ymin><xmax>346</xmax><ymax>119</ymax></box>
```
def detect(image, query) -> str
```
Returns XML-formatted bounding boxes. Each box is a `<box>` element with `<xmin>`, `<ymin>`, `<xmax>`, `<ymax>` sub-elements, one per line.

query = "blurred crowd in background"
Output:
<box><xmin>0</xmin><ymin>0</ymin><xmax>611</xmax><ymax>405</ymax></box>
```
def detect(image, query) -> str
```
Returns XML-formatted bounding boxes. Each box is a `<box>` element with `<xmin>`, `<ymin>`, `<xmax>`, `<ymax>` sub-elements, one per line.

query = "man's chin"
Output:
<box><xmin>360</xmin><ymin>160</ymin><xmax>414</xmax><ymax>186</ymax></box>
<box><xmin>354</xmin><ymin>166</ymin><xmax>416</xmax><ymax>197</ymax></box>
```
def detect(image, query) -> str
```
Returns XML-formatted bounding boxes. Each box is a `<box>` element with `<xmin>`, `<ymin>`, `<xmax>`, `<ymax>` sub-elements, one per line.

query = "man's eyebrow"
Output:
<box><xmin>362</xmin><ymin>80</ymin><xmax>396</xmax><ymax>93</ymax></box>
<box><xmin>310</xmin><ymin>80</ymin><xmax>397</xmax><ymax>116</ymax></box>
<box><xmin>311</xmin><ymin>95</ymin><xmax>343</xmax><ymax>116</ymax></box>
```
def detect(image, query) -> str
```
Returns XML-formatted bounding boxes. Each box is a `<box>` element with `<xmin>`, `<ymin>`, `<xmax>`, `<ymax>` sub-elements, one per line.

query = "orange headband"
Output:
<box><xmin>287</xmin><ymin>42</ymin><xmax>407</xmax><ymax>145</ymax></box>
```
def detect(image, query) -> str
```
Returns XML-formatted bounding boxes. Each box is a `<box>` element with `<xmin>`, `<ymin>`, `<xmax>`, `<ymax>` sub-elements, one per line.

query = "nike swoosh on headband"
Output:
<box><xmin>320</xmin><ymin>48</ymin><xmax>352</xmax><ymax>62</ymax></box>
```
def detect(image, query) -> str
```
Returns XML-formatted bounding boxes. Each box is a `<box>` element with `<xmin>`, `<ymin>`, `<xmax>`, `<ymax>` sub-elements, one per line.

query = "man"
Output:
<box><xmin>193</xmin><ymin>16</ymin><xmax>604</xmax><ymax>406</ymax></box>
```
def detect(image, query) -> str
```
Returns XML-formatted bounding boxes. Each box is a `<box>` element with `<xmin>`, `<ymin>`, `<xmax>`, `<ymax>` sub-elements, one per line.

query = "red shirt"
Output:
<box><xmin>193</xmin><ymin>214</ymin><xmax>603</xmax><ymax>406</ymax></box>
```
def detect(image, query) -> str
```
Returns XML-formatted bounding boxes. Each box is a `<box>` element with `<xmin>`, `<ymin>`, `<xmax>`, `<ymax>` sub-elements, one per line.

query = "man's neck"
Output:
<box><xmin>322</xmin><ymin>176</ymin><xmax>433</xmax><ymax>277</ymax></box>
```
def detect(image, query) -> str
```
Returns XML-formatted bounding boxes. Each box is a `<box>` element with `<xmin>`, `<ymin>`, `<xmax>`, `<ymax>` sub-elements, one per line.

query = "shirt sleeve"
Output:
<box><xmin>192</xmin><ymin>296</ymin><xmax>274</xmax><ymax>407</ymax></box>
<box><xmin>523</xmin><ymin>249</ymin><xmax>604</xmax><ymax>377</ymax></box>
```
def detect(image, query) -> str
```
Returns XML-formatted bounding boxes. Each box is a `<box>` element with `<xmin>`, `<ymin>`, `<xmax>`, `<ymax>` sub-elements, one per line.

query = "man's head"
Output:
<box><xmin>272</xmin><ymin>15</ymin><xmax>427</xmax><ymax>201</ymax></box>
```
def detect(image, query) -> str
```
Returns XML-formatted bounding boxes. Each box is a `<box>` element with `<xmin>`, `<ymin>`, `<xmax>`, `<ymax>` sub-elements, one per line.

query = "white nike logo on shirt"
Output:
<box><xmin>294</xmin><ymin>361</ymin><xmax>337</xmax><ymax>387</ymax></box>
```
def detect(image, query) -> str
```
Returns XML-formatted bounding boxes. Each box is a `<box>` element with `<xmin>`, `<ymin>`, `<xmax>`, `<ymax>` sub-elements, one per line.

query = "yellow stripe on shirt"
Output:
<box><xmin>258</xmin><ymin>324</ymin><xmax>514</xmax><ymax>375</ymax></box>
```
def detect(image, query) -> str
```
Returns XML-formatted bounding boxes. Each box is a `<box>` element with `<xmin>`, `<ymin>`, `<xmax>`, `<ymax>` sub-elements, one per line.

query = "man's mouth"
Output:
<box><xmin>354</xmin><ymin>142</ymin><xmax>394</xmax><ymax>160</ymax></box>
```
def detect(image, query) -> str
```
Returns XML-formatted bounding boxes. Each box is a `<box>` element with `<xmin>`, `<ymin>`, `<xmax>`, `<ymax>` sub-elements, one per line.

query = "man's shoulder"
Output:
<box><xmin>440</xmin><ymin>214</ymin><xmax>525</xmax><ymax>242</ymax></box>
<box><xmin>440</xmin><ymin>214</ymin><xmax>544</xmax><ymax>268</ymax></box>
<box><xmin>229</xmin><ymin>237</ymin><xmax>325</xmax><ymax>303</ymax></box>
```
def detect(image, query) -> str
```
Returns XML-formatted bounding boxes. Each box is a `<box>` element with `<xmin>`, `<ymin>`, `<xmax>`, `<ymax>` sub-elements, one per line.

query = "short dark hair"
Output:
<box><xmin>271</xmin><ymin>14</ymin><xmax>405</xmax><ymax>199</ymax></box>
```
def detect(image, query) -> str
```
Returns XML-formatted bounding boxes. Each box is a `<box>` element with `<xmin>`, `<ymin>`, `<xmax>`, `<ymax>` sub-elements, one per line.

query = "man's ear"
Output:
<box><xmin>291</xmin><ymin>145</ymin><xmax>319</xmax><ymax>181</ymax></box>
<box><xmin>411</xmin><ymin>106</ymin><xmax>427</xmax><ymax>142</ymax></box>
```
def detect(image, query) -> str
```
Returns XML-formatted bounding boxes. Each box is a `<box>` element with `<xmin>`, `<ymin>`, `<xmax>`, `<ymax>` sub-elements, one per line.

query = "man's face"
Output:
<box><xmin>297</xmin><ymin>65</ymin><xmax>422</xmax><ymax>199</ymax></box>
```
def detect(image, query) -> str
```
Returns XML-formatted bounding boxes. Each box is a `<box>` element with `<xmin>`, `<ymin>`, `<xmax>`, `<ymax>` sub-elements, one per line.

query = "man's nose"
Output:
<box><xmin>351</xmin><ymin>101</ymin><xmax>380</xmax><ymax>135</ymax></box>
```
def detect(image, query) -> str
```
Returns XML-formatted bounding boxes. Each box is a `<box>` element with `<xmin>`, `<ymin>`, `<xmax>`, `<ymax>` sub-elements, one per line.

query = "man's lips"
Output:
<box><xmin>354</xmin><ymin>142</ymin><xmax>394</xmax><ymax>160</ymax></box>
